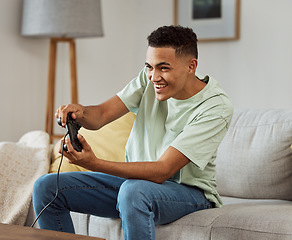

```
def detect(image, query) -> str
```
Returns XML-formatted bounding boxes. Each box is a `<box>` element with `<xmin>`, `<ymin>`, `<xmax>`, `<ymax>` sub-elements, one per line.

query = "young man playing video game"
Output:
<box><xmin>33</xmin><ymin>25</ymin><xmax>233</xmax><ymax>240</ymax></box>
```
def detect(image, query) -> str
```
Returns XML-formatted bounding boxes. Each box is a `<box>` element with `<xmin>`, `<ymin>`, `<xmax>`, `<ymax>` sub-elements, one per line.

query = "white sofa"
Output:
<box><xmin>25</xmin><ymin>109</ymin><xmax>292</xmax><ymax>239</ymax></box>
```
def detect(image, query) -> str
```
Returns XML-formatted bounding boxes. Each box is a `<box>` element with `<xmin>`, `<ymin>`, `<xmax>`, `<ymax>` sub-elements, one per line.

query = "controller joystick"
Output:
<box><xmin>57</xmin><ymin>112</ymin><xmax>83</xmax><ymax>152</ymax></box>
<box><xmin>57</xmin><ymin>117</ymin><xmax>62</xmax><ymax>127</ymax></box>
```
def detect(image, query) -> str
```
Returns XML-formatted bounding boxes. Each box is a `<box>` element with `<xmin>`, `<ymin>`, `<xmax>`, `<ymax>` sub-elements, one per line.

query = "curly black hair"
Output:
<box><xmin>147</xmin><ymin>25</ymin><xmax>198</xmax><ymax>59</ymax></box>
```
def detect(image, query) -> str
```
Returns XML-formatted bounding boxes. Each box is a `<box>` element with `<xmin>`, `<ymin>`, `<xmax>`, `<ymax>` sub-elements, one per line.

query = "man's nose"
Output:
<box><xmin>149</xmin><ymin>69</ymin><xmax>161</xmax><ymax>82</ymax></box>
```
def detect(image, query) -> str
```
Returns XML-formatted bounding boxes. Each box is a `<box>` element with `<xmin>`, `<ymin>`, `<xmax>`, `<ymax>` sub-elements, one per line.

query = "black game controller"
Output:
<box><xmin>57</xmin><ymin>112</ymin><xmax>83</xmax><ymax>152</ymax></box>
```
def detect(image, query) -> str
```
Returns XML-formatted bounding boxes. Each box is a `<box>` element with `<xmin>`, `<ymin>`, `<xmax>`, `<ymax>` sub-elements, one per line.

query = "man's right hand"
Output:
<box><xmin>55</xmin><ymin>104</ymin><xmax>85</xmax><ymax>127</ymax></box>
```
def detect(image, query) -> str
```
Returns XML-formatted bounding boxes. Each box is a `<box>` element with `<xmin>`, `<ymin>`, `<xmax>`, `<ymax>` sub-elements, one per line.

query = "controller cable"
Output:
<box><xmin>30</xmin><ymin>132</ymin><xmax>69</xmax><ymax>228</ymax></box>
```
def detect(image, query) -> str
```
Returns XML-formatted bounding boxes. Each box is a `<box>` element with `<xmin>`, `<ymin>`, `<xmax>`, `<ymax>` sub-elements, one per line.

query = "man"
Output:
<box><xmin>33</xmin><ymin>25</ymin><xmax>233</xmax><ymax>240</ymax></box>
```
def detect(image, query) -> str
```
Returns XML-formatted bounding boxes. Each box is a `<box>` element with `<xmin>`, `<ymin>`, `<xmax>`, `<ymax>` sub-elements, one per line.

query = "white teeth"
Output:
<box><xmin>155</xmin><ymin>84</ymin><xmax>166</xmax><ymax>88</ymax></box>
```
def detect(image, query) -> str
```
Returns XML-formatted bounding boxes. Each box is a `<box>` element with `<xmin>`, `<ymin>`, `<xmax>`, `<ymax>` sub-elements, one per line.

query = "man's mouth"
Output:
<box><xmin>154</xmin><ymin>84</ymin><xmax>167</xmax><ymax>89</ymax></box>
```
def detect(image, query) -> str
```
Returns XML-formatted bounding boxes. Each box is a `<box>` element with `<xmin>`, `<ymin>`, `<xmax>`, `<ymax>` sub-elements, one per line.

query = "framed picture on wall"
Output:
<box><xmin>174</xmin><ymin>0</ymin><xmax>240</xmax><ymax>42</ymax></box>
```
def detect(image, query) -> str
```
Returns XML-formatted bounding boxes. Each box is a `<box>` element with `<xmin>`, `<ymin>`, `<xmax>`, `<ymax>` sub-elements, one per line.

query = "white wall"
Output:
<box><xmin>197</xmin><ymin>0</ymin><xmax>292</xmax><ymax>109</ymax></box>
<box><xmin>0</xmin><ymin>0</ymin><xmax>292</xmax><ymax>142</ymax></box>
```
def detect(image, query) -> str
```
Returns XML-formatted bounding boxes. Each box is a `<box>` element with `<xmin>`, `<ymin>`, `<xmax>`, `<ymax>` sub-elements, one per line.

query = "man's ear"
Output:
<box><xmin>188</xmin><ymin>58</ymin><xmax>198</xmax><ymax>73</ymax></box>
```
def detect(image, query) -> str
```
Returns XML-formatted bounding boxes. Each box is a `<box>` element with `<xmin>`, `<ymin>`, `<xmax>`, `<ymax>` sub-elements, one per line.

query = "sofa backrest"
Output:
<box><xmin>215</xmin><ymin>109</ymin><xmax>292</xmax><ymax>201</ymax></box>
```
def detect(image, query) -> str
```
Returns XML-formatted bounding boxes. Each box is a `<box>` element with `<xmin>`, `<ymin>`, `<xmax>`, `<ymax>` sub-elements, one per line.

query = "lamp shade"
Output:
<box><xmin>21</xmin><ymin>0</ymin><xmax>103</xmax><ymax>38</ymax></box>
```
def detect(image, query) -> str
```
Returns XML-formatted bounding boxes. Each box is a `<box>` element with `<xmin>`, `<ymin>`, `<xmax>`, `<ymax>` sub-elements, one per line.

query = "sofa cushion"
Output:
<box><xmin>50</xmin><ymin>112</ymin><xmax>135</xmax><ymax>173</ymax></box>
<box><xmin>215</xmin><ymin>109</ymin><xmax>292</xmax><ymax>200</ymax></box>
<box><xmin>211</xmin><ymin>202</ymin><xmax>292</xmax><ymax>240</ymax></box>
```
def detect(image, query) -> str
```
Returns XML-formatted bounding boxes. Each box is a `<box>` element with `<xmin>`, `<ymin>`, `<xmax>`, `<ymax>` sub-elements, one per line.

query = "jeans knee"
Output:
<box><xmin>33</xmin><ymin>174</ymin><xmax>56</xmax><ymax>202</ymax></box>
<box><xmin>117</xmin><ymin>180</ymin><xmax>151</xmax><ymax>214</ymax></box>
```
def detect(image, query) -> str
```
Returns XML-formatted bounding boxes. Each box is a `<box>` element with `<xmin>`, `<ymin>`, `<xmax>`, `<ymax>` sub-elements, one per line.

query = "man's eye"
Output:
<box><xmin>161</xmin><ymin>67</ymin><xmax>170</xmax><ymax>71</ymax></box>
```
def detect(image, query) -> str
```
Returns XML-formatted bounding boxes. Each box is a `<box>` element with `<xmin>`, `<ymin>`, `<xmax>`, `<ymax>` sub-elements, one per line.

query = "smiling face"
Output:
<box><xmin>145</xmin><ymin>46</ymin><xmax>199</xmax><ymax>101</ymax></box>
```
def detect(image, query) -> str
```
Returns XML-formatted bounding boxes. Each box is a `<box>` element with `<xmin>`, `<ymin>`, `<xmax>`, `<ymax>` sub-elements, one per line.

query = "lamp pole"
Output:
<box><xmin>46</xmin><ymin>38</ymin><xmax>78</xmax><ymax>142</ymax></box>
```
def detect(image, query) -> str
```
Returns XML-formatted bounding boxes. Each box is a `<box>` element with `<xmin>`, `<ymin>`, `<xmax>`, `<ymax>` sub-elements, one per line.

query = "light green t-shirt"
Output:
<box><xmin>117</xmin><ymin>68</ymin><xmax>233</xmax><ymax>207</ymax></box>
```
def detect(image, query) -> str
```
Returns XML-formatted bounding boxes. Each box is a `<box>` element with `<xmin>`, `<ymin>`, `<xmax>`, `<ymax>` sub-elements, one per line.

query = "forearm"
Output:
<box><xmin>80</xmin><ymin>95</ymin><xmax>129</xmax><ymax>130</ymax></box>
<box><xmin>79</xmin><ymin>105</ymin><xmax>104</xmax><ymax>130</ymax></box>
<box><xmin>63</xmin><ymin>135</ymin><xmax>190</xmax><ymax>184</ymax></box>
<box><xmin>84</xmin><ymin>158</ymin><xmax>171</xmax><ymax>184</ymax></box>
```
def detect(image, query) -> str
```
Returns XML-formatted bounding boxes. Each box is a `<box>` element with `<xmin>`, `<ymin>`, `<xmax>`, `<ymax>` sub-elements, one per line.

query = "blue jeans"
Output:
<box><xmin>33</xmin><ymin>172</ymin><xmax>212</xmax><ymax>240</ymax></box>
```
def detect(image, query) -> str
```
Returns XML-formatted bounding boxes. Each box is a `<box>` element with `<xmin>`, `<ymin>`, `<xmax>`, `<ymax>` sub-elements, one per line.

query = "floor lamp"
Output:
<box><xmin>21</xmin><ymin>0</ymin><xmax>104</xmax><ymax>142</ymax></box>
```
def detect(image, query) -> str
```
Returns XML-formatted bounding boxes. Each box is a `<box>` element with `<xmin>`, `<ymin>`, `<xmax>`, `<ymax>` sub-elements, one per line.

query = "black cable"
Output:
<box><xmin>30</xmin><ymin>133</ymin><xmax>68</xmax><ymax>228</ymax></box>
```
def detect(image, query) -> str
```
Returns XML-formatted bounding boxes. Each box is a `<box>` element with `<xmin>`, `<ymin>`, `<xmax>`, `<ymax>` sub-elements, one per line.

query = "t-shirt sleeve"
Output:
<box><xmin>171</xmin><ymin>114</ymin><xmax>230</xmax><ymax>170</ymax></box>
<box><xmin>117</xmin><ymin>68</ymin><xmax>148</xmax><ymax>114</ymax></box>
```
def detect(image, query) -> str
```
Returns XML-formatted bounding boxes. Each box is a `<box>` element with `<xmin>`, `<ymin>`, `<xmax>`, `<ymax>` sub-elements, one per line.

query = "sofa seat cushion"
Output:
<box><xmin>211</xmin><ymin>201</ymin><xmax>292</xmax><ymax>240</ymax></box>
<box><xmin>215</xmin><ymin>109</ymin><xmax>292</xmax><ymax>200</ymax></box>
